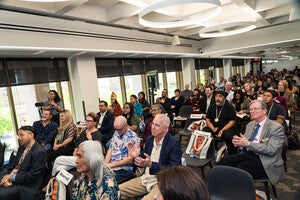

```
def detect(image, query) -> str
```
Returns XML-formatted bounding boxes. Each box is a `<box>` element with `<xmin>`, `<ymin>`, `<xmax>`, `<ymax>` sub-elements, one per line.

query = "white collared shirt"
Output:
<box><xmin>98</xmin><ymin>110</ymin><xmax>107</xmax><ymax>128</ymax></box>
<box><xmin>140</xmin><ymin>137</ymin><xmax>165</xmax><ymax>192</ymax></box>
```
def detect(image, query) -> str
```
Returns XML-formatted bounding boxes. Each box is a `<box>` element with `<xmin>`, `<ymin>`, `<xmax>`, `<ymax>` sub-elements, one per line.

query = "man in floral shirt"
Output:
<box><xmin>105</xmin><ymin>116</ymin><xmax>140</xmax><ymax>183</ymax></box>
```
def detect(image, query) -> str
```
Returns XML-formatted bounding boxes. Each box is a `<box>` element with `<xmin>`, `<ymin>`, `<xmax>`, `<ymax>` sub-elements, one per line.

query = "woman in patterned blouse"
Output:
<box><xmin>72</xmin><ymin>140</ymin><xmax>120</xmax><ymax>200</ymax></box>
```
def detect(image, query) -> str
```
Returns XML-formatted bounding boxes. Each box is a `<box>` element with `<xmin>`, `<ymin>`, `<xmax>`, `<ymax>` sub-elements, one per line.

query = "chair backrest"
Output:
<box><xmin>178</xmin><ymin>105</ymin><xmax>193</xmax><ymax>117</ymax></box>
<box><xmin>207</xmin><ymin>166</ymin><xmax>256</xmax><ymax>200</ymax></box>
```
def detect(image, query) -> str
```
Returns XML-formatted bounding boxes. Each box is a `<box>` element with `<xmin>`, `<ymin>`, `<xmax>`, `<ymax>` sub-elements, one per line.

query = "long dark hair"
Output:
<box><xmin>122</xmin><ymin>102</ymin><xmax>134</xmax><ymax>126</ymax></box>
<box><xmin>138</xmin><ymin>91</ymin><xmax>146</xmax><ymax>102</ymax></box>
<box><xmin>49</xmin><ymin>90</ymin><xmax>61</xmax><ymax>103</ymax></box>
<box><xmin>232</xmin><ymin>90</ymin><xmax>244</xmax><ymax>103</ymax></box>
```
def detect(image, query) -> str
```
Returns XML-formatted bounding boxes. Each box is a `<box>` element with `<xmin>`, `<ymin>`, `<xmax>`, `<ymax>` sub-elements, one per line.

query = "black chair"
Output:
<box><xmin>178</xmin><ymin>116</ymin><xmax>201</xmax><ymax>143</ymax></box>
<box><xmin>207</xmin><ymin>166</ymin><xmax>256</xmax><ymax>200</ymax></box>
<box><xmin>178</xmin><ymin>105</ymin><xmax>193</xmax><ymax>117</ymax></box>
<box><xmin>254</xmin><ymin>178</ymin><xmax>277</xmax><ymax>200</ymax></box>
<box><xmin>182</xmin><ymin>138</ymin><xmax>215</xmax><ymax>179</ymax></box>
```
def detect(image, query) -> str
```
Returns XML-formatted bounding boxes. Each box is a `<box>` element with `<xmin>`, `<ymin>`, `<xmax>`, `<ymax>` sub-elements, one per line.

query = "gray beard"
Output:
<box><xmin>216</xmin><ymin>102</ymin><xmax>221</xmax><ymax>106</ymax></box>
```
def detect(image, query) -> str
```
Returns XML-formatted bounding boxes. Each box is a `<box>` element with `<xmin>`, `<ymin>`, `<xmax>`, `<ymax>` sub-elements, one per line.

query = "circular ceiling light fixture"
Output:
<box><xmin>139</xmin><ymin>0</ymin><xmax>222</xmax><ymax>28</ymax></box>
<box><xmin>22</xmin><ymin>0</ymin><xmax>71</xmax><ymax>2</ymax></box>
<box><xmin>199</xmin><ymin>21</ymin><xmax>256</xmax><ymax>37</ymax></box>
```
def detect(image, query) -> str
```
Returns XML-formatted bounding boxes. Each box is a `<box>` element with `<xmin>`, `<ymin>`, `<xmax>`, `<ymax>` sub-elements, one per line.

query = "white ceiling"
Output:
<box><xmin>0</xmin><ymin>0</ymin><xmax>299</xmax><ymax>59</ymax></box>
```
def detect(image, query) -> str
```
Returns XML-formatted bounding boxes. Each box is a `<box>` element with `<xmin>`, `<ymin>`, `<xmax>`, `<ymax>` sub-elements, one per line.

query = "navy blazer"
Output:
<box><xmin>0</xmin><ymin>141</ymin><xmax>46</xmax><ymax>200</ymax></box>
<box><xmin>97</xmin><ymin>110</ymin><xmax>115</xmax><ymax>145</ymax></box>
<box><xmin>143</xmin><ymin>133</ymin><xmax>182</xmax><ymax>175</ymax></box>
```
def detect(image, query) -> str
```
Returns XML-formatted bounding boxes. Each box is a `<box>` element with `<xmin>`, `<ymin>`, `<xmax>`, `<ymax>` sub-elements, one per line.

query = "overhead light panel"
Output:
<box><xmin>199</xmin><ymin>21</ymin><xmax>256</xmax><ymax>37</ymax></box>
<box><xmin>139</xmin><ymin>0</ymin><xmax>222</xmax><ymax>28</ymax></box>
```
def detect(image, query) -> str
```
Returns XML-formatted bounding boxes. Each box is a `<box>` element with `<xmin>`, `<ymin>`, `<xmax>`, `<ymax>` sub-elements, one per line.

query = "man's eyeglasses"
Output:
<box><xmin>250</xmin><ymin>107</ymin><xmax>263</xmax><ymax>111</ymax></box>
<box><xmin>151</xmin><ymin>123</ymin><xmax>161</xmax><ymax>129</ymax></box>
<box><xmin>85</xmin><ymin>120</ymin><xmax>94</xmax><ymax>123</ymax></box>
<box><xmin>115</xmin><ymin>126</ymin><xmax>125</xmax><ymax>132</ymax></box>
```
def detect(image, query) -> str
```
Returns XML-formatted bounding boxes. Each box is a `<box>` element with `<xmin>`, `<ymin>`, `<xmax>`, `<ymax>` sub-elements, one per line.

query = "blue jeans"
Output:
<box><xmin>114</xmin><ymin>169</ymin><xmax>133</xmax><ymax>183</ymax></box>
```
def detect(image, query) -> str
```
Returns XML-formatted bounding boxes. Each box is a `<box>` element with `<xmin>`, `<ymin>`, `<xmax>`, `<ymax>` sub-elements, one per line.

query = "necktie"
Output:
<box><xmin>249</xmin><ymin>123</ymin><xmax>260</xmax><ymax>142</ymax></box>
<box><xmin>242</xmin><ymin>123</ymin><xmax>260</xmax><ymax>154</ymax></box>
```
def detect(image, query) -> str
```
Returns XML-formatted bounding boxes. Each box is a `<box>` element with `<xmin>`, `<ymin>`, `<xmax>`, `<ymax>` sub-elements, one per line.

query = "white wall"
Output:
<box><xmin>263</xmin><ymin>58</ymin><xmax>300</xmax><ymax>73</ymax></box>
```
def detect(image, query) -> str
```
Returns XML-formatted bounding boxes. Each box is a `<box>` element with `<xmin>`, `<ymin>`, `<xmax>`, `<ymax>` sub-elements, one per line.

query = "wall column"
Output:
<box><xmin>182</xmin><ymin>58</ymin><xmax>196</xmax><ymax>88</ymax></box>
<box><xmin>68</xmin><ymin>57</ymin><xmax>99</xmax><ymax>122</ymax></box>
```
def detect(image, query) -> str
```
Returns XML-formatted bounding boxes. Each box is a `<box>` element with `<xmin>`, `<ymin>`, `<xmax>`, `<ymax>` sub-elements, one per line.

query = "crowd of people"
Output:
<box><xmin>0</xmin><ymin>66</ymin><xmax>299</xmax><ymax>200</ymax></box>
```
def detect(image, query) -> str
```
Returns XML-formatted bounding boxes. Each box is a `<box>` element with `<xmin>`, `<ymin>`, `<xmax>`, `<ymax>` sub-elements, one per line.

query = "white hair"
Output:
<box><xmin>154</xmin><ymin>113</ymin><xmax>170</xmax><ymax>128</ymax></box>
<box><xmin>79</xmin><ymin>141</ymin><xmax>109</xmax><ymax>180</ymax></box>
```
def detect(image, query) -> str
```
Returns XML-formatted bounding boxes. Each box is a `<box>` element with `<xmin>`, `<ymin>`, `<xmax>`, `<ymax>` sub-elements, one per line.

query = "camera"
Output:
<box><xmin>35</xmin><ymin>102</ymin><xmax>44</xmax><ymax>107</ymax></box>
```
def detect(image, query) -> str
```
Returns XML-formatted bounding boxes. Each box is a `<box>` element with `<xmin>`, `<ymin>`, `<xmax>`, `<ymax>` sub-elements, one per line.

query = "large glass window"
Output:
<box><xmin>98</xmin><ymin>77</ymin><xmax>122</xmax><ymax>106</ymax></box>
<box><xmin>154</xmin><ymin>73</ymin><xmax>164</xmax><ymax>100</ymax></box>
<box><xmin>11</xmin><ymin>85</ymin><xmax>41</xmax><ymax>127</ymax></box>
<box><xmin>61</xmin><ymin>81</ymin><xmax>72</xmax><ymax>111</ymax></box>
<box><xmin>166</xmin><ymin>72</ymin><xmax>177</xmax><ymax>95</ymax></box>
<box><xmin>124</xmin><ymin>75</ymin><xmax>143</xmax><ymax>101</ymax></box>
<box><xmin>0</xmin><ymin>87</ymin><xmax>16</xmax><ymax>162</ymax></box>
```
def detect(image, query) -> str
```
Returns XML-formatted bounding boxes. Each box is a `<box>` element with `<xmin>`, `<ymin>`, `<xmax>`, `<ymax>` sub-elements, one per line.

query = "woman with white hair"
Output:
<box><xmin>72</xmin><ymin>141</ymin><xmax>120</xmax><ymax>200</ymax></box>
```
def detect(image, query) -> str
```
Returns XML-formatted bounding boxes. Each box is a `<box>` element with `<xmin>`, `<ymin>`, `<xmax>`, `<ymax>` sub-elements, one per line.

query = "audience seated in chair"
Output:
<box><xmin>105</xmin><ymin>116</ymin><xmax>140</xmax><ymax>183</ymax></box>
<box><xmin>97</xmin><ymin>100</ymin><xmax>115</xmax><ymax>146</ymax></box>
<box><xmin>72</xmin><ymin>140</ymin><xmax>120</xmax><ymax>199</ymax></box>
<box><xmin>156</xmin><ymin>89</ymin><xmax>172</xmax><ymax>117</ymax></box>
<box><xmin>0</xmin><ymin>126</ymin><xmax>46</xmax><ymax>200</ymax></box>
<box><xmin>218</xmin><ymin>100</ymin><xmax>285</xmax><ymax>186</ymax></box>
<box><xmin>203</xmin><ymin>90</ymin><xmax>237</xmax><ymax>155</ymax></box>
<box><xmin>47</xmin><ymin>110</ymin><xmax>77</xmax><ymax>168</ymax></box>
<box><xmin>51</xmin><ymin>112</ymin><xmax>102</xmax><ymax>176</ymax></box>
<box><xmin>122</xmin><ymin>102</ymin><xmax>141</xmax><ymax>136</ymax></box>
<box><xmin>200</xmin><ymin>85</ymin><xmax>215</xmax><ymax>118</ymax></box>
<box><xmin>154</xmin><ymin>166</ymin><xmax>209</xmax><ymax>200</ymax></box>
<box><xmin>119</xmin><ymin>114</ymin><xmax>182</xmax><ymax>200</ymax></box>
<box><xmin>32</xmin><ymin>110</ymin><xmax>58</xmax><ymax>151</ymax></box>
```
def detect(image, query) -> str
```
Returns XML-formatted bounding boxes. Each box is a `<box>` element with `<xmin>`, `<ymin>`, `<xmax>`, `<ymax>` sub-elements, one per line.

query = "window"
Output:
<box><xmin>61</xmin><ymin>81</ymin><xmax>72</xmax><ymax>111</ymax></box>
<box><xmin>124</xmin><ymin>75</ymin><xmax>143</xmax><ymax>101</ymax></box>
<box><xmin>98</xmin><ymin>77</ymin><xmax>122</xmax><ymax>106</ymax></box>
<box><xmin>0</xmin><ymin>87</ymin><xmax>16</xmax><ymax>163</ymax></box>
<box><xmin>167</xmin><ymin>72</ymin><xmax>177</xmax><ymax>95</ymax></box>
<box><xmin>11</xmin><ymin>84</ymin><xmax>41</xmax><ymax>127</ymax></box>
<box><xmin>154</xmin><ymin>73</ymin><xmax>164</xmax><ymax>100</ymax></box>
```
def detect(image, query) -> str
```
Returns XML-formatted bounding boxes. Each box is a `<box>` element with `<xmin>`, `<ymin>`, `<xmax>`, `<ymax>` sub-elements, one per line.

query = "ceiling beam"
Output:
<box><xmin>55</xmin><ymin>0</ymin><xmax>90</xmax><ymax>15</ymax></box>
<box><xmin>106</xmin><ymin>3</ymin><xmax>140</xmax><ymax>23</ymax></box>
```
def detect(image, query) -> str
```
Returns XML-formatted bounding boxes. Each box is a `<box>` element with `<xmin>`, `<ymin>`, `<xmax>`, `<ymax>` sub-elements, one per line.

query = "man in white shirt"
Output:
<box><xmin>119</xmin><ymin>114</ymin><xmax>182</xmax><ymax>200</ymax></box>
<box><xmin>225</xmin><ymin>81</ymin><xmax>234</xmax><ymax>102</ymax></box>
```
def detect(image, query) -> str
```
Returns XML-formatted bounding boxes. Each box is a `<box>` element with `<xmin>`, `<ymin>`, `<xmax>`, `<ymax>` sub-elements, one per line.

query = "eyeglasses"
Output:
<box><xmin>123</xmin><ymin>107</ymin><xmax>130</xmax><ymax>109</ymax></box>
<box><xmin>85</xmin><ymin>120</ymin><xmax>95</xmax><ymax>123</ymax></box>
<box><xmin>115</xmin><ymin>126</ymin><xmax>125</xmax><ymax>132</ymax></box>
<box><xmin>250</xmin><ymin>107</ymin><xmax>263</xmax><ymax>111</ymax></box>
<box><xmin>151</xmin><ymin>122</ymin><xmax>161</xmax><ymax>129</ymax></box>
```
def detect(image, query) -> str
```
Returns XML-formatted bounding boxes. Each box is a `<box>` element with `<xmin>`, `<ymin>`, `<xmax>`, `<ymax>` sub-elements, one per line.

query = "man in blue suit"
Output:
<box><xmin>0</xmin><ymin>126</ymin><xmax>46</xmax><ymax>200</ymax></box>
<box><xmin>119</xmin><ymin>113</ymin><xmax>182</xmax><ymax>200</ymax></box>
<box><xmin>97</xmin><ymin>100</ymin><xmax>115</xmax><ymax>146</ymax></box>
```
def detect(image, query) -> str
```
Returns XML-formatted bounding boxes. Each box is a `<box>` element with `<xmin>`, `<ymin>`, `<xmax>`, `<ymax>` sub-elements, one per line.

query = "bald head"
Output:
<box><xmin>184</xmin><ymin>83</ymin><xmax>190</xmax><ymax>90</ymax></box>
<box><xmin>114</xmin><ymin>116</ymin><xmax>127</xmax><ymax>130</ymax></box>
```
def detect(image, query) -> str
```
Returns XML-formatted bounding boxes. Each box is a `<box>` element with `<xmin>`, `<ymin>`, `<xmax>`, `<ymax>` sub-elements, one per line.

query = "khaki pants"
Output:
<box><xmin>119</xmin><ymin>177</ymin><xmax>158</xmax><ymax>200</ymax></box>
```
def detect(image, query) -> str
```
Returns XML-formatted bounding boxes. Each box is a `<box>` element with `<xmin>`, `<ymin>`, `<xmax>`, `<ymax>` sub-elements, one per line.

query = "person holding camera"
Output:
<box><xmin>43</xmin><ymin>90</ymin><xmax>63</xmax><ymax>125</ymax></box>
